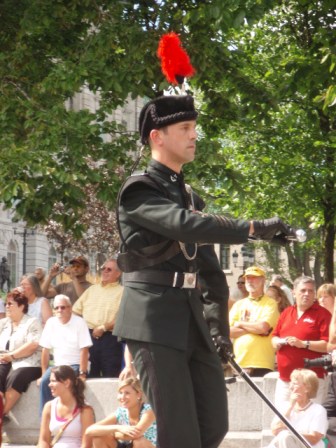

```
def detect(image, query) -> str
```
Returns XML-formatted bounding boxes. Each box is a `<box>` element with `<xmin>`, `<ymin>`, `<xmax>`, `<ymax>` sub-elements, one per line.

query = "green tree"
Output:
<box><xmin>0</xmin><ymin>0</ymin><xmax>279</xmax><ymax>228</ymax></box>
<box><xmin>187</xmin><ymin>1</ymin><xmax>336</xmax><ymax>281</ymax></box>
<box><xmin>0</xmin><ymin>0</ymin><xmax>335</xmax><ymax>279</ymax></box>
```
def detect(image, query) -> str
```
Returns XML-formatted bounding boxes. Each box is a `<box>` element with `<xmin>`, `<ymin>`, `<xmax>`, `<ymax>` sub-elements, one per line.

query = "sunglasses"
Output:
<box><xmin>54</xmin><ymin>305</ymin><xmax>69</xmax><ymax>310</ymax></box>
<box><xmin>237</xmin><ymin>282</ymin><xmax>245</xmax><ymax>285</ymax></box>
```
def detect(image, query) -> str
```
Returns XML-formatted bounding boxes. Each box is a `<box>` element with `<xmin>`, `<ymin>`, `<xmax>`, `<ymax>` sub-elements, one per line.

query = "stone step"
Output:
<box><xmin>221</xmin><ymin>431</ymin><xmax>262</xmax><ymax>448</ymax></box>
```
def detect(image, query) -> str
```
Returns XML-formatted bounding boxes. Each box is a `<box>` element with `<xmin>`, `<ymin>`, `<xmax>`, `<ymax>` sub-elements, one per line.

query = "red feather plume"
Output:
<box><xmin>157</xmin><ymin>32</ymin><xmax>195</xmax><ymax>85</ymax></box>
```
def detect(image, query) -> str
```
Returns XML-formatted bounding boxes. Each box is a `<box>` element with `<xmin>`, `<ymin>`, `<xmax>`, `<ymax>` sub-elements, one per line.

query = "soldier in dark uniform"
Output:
<box><xmin>114</xmin><ymin>94</ymin><xmax>294</xmax><ymax>448</ymax></box>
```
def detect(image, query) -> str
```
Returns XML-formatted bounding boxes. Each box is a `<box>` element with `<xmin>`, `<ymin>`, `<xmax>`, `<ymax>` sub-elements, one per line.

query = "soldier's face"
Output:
<box><xmin>159</xmin><ymin>120</ymin><xmax>197</xmax><ymax>166</ymax></box>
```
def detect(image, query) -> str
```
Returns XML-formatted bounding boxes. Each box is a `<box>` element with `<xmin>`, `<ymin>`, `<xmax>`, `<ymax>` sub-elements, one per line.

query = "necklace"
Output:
<box><xmin>295</xmin><ymin>400</ymin><xmax>312</xmax><ymax>411</ymax></box>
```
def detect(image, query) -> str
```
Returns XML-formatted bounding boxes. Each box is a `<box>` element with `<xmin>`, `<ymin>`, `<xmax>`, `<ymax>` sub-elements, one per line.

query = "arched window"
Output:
<box><xmin>7</xmin><ymin>240</ymin><xmax>17</xmax><ymax>289</ymax></box>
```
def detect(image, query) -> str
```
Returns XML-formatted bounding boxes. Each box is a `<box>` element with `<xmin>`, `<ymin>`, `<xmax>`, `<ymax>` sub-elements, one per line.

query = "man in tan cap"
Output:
<box><xmin>41</xmin><ymin>256</ymin><xmax>92</xmax><ymax>305</ymax></box>
<box><xmin>229</xmin><ymin>265</ymin><xmax>280</xmax><ymax>376</ymax></box>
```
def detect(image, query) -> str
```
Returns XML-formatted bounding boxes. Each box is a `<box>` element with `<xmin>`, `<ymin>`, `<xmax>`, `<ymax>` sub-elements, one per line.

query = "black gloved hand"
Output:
<box><xmin>253</xmin><ymin>217</ymin><xmax>295</xmax><ymax>244</ymax></box>
<box><xmin>214</xmin><ymin>335</ymin><xmax>234</xmax><ymax>364</ymax></box>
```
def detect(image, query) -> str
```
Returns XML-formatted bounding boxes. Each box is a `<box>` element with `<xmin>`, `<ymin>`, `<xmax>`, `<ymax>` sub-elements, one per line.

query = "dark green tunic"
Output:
<box><xmin>114</xmin><ymin>159</ymin><xmax>250</xmax><ymax>448</ymax></box>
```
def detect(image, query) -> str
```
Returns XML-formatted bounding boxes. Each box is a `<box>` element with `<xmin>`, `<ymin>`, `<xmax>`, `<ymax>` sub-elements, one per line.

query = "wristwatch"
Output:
<box><xmin>79</xmin><ymin>370</ymin><xmax>88</xmax><ymax>376</ymax></box>
<box><xmin>305</xmin><ymin>341</ymin><xmax>310</xmax><ymax>349</ymax></box>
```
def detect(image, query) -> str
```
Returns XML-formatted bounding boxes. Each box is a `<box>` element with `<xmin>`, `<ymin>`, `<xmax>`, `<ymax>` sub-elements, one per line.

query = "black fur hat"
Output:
<box><xmin>139</xmin><ymin>95</ymin><xmax>198</xmax><ymax>144</ymax></box>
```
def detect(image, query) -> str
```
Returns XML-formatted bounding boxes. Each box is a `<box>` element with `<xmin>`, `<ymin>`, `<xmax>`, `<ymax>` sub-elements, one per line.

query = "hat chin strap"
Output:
<box><xmin>130</xmin><ymin>145</ymin><xmax>145</xmax><ymax>175</ymax></box>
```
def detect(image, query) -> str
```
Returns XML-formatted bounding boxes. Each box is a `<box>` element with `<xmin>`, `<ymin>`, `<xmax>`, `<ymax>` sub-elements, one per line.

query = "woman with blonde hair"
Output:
<box><xmin>317</xmin><ymin>284</ymin><xmax>336</xmax><ymax>315</ymax></box>
<box><xmin>85</xmin><ymin>377</ymin><xmax>157</xmax><ymax>447</ymax></box>
<box><xmin>268</xmin><ymin>369</ymin><xmax>328</xmax><ymax>447</ymax></box>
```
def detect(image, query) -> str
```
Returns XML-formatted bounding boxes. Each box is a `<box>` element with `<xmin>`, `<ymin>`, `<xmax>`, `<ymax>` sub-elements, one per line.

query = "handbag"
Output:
<box><xmin>50</xmin><ymin>409</ymin><xmax>81</xmax><ymax>447</ymax></box>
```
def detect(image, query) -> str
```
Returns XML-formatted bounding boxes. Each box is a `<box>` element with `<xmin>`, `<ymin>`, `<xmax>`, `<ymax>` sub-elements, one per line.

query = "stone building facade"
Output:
<box><xmin>0</xmin><ymin>91</ymin><xmax>144</xmax><ymax>290</ymax></box>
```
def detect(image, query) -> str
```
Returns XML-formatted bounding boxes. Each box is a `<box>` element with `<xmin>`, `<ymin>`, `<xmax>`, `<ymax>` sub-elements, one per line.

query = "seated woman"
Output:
<box><xmin>39</xmin><ymin>365</ymin><xmax>95</xmax><ymax>448</ymax></box>
<box><xmin>20</xmin><ymin>274</ymin><xmax>52</xmax><ymax>326</ymax></box>
<box><xmin>0</xmin><ymin>288</ymin><xmax>42</xmax><ymax>417</ymax></box>
<box><xmin>86</xmin><ymin>377</ymin><xmax>157</xmax><ymax>448</ymax></box>
<box><xmin>268</xmin><ymin>368</ymin><xmax>328</xmax><ymax>448</ymax></box>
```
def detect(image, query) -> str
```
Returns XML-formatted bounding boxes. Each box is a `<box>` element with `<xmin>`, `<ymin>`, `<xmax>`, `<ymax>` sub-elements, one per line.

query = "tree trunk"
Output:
<box><xmin>313</xmin><ymin>253</ymin><xmax>323</xmax><ymax>288</ymax></box>
<box><xmin>323</xmin><ymin>220</ymin><xmax>335</xmax><ymax>283</ymax></box>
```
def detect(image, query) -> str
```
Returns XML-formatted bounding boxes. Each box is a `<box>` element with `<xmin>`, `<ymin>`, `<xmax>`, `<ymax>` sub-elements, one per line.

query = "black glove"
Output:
<box><xmin>253</xmin><ymin>217</ymin><xmax>295</xmax><ymax>244</ymax></box>
<box><xmin>214</xmin><ymin>335</ymin><xmax>234</xmax><ymax>363</ymax></box>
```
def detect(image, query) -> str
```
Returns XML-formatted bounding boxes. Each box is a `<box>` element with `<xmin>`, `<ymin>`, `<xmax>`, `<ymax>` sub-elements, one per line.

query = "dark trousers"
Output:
<box><xmin>0</xmin><ymin>278</ymin><xmax>10</xmax><ymax>292</ymax></box>
<box><xmin>127</xmin><ymin>317</ymin><xmax>228</xmax><ymax>448</ymax></box>
<box><xmin>0</xmin><ymin>364</ymin><xmax>41</xmax><ymax>393</ymax></box>
<box><xmin>89</xmin><ymin>331</ymin><xmax>123</xmax><ymax>378</ymax></box>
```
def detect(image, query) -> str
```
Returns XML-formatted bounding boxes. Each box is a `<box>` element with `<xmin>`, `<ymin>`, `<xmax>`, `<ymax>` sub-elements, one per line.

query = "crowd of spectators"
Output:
<box><xmin>229</xmin><ymin>268</ymin><xmax>336</xmax><ymax>447</ymax></box>
<box><xmin>0</xmin><ymin>255</ymin><xmax>127</xmax><ymax>440</ymax></box>
<box><xmin>1</xmin><ymin>255</ymin><xmax>336</xmax><ymax>447</ymax></box>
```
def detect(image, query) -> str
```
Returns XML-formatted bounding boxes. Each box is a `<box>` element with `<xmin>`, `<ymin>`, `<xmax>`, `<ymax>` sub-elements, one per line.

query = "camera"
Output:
<box><xmin>277</xmin><ymin>338</ymin><xmax>288</xmax><ymax>346</ymax></box>
<box><xmin>304</xmin><ymin>354</ymin><xmax>333</xmax><ymax>370</ymax></box>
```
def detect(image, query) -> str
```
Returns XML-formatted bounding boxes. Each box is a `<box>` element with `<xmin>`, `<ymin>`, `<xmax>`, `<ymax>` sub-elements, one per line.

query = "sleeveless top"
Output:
<box><xmin>28</xmin><ymin>297</ymin><xmax>45</xmax><ymax>324</ymax></box>
<box><xmin>49</xmin><ymin>398</ymin><xmax>82</xmax><ymax>448</ymax></box>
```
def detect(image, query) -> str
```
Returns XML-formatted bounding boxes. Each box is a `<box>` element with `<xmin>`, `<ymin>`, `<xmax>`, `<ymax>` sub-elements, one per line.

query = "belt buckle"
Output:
<box><xmin>182</xmin><ymin>272</ymin><xmax>196</xmax><ymax>289</ymax></box>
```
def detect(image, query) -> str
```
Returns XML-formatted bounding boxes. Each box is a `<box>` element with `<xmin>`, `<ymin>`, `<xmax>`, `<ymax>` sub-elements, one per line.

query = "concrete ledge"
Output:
<box><xmin>4</xmin><ymin>379</ymin><xmax>121</xmax><ymax>445</ymax></box>
<box><xmin>223</xmin><ymin>432</ymin><xmax>263</xmax><ymax>448</ymax></box>
<box><xmin>3</xmin><ymin>375</ymin><xmax>279</xmax><ymax>447</ymax></box>
<box><xmin>261</xmin><ymin>429</ymin><xmax>274</xmax><ymax>448</ymax></box>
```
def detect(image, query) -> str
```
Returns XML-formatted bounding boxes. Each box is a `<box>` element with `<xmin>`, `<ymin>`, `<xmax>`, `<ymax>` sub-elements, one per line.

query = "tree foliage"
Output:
<box><xmin>0</xmin><ymin>0</ymin><xmax>279</xmax><ymax>225</ymax></box>
<box><xmin>0</xmin><ymin>0</ymin><xmax>335</xmax><ymax>279</ymax></box>
<box><xmin>186</xmin><ymin>1</ymin><xmax>336</xmax><ymax>281</ymax></box>
<box><xmin>42</xmin><ymin>185</ymin><xmax>119</xmax><ymax>257</ymax></box>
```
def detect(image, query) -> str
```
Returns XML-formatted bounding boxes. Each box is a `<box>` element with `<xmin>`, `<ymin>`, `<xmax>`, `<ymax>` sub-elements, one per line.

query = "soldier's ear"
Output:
<box><xmin>150</xmin><ymin>128</ymin><xmax>163</xmax><ymax>145</ymax></box>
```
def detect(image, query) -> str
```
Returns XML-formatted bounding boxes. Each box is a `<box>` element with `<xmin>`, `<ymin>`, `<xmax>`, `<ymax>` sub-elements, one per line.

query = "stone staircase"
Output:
<box><xmin>221</xmin><ymin>373</ymin><xmax>277</xmax><ymax>447</ymax></box>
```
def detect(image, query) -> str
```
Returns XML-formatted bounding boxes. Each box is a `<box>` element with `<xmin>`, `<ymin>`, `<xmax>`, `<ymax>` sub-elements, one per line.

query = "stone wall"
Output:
<box><xmin>3</xmin><ymin>374</ymin><xmax>280</xmax><ymax>447</ymax></box>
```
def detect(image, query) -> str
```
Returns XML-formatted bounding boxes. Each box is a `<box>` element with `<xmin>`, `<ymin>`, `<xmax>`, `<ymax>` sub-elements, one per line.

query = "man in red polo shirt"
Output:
<box><xmin>272</xmin><ymin>275</ymin><xmax>331</xmax><ymax>407</ymax></box>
